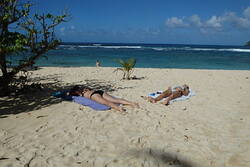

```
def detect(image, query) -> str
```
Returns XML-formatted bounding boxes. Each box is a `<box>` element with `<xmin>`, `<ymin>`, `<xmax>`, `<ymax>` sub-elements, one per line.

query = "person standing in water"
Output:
<box><xmin>96</xmin><ymin>60</ymin><xmax>101</xmax><ymax>67</ymax></box>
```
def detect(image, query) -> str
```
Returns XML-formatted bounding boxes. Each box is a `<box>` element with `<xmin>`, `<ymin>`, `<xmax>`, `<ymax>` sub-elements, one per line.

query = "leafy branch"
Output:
<box><xmin>114</xmin><ymin>58</ymin><xmax>136</xmax><ymax>80</ymax></box>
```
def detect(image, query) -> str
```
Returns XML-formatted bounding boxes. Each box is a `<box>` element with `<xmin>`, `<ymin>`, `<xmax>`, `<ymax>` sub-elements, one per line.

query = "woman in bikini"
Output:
<box><xmin>68</xmin><ymin>86</ymin><xmax>138</xmax><ymax>112</ymax></box>
<box><xmin>143</xmin><ymin>84</ymin><xmax>190</xmax><ymax>105</ymax></box>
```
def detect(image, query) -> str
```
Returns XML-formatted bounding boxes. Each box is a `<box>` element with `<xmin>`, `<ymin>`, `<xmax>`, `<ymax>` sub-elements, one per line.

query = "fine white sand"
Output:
<box><xmin>0</xmin><ymin>67</ymin><xmax>250</xmax><ymax>167</ymax></box>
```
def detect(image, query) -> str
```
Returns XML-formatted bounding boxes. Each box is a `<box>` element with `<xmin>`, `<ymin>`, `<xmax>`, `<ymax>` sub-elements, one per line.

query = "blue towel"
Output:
<box><xmin>52</xmin><ymin>91</ymin><xmax>72</xmax><ymax>100</ymax></box>
<box><xmin>52</xmin><ymin>91</ymin><xmax>111</xmax><ymax>110</ymax></box>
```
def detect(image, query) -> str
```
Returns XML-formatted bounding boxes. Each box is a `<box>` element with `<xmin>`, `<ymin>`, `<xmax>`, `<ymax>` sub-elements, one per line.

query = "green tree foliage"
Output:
<box><xmin>114</xmin><ymin>58</ymin><xmax>136</xmax><ymax>80</ymax></box>
<box><xmin>0</xmin><ymin>0</ymin><xmax>68</xmax><ymax>96</ymax></box>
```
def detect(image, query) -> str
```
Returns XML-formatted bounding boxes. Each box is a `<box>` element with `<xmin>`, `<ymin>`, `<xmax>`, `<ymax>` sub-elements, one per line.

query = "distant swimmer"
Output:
<box><xmin>96</xmin><ymin>60</ymin><xmax>101</xmax><ymax>67</ymax></box>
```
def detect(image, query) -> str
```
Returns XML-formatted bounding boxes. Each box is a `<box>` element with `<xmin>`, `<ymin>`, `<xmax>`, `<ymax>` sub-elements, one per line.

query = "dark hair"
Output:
<box><xmin>69</xmin><ymin>85</ymin><xmax>81</xmax><ymax>96</ymax></box>
<box><xmin>183</xmin><ymin>84</ymin><xmax>189</xmax><ymax>90</ymax></box>
<box><xmin>69</xmin><ymin>85</ymin><xmax>92</xmax><ymax>96</ymax></box>
<box><xmin>71</xmin><ymin>85</ymin><xmax>81</xmax><ymax>91</ymax></box>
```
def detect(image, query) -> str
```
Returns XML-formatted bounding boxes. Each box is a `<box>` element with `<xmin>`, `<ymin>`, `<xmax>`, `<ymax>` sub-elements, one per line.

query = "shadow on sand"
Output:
<box><xmin>0</xmin><ymin>75</ymin><xmax>131</xmax><ymax>116</ymax></box>
<box><xmin>127</xmin><ymin>148</ymin><xmax>194</xmax><ymax>167</ymax></box>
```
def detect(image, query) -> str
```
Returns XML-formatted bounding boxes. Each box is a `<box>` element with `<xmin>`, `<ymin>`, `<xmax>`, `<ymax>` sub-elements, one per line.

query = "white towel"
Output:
<box><xmin>148</xmin><ymin>89</ymin><xmax>196</xmax><ymax>104</ymax></box>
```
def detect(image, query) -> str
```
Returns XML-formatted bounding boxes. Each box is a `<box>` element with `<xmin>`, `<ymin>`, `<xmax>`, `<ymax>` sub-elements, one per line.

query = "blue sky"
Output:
<box><xmin>34</xmin><ymin>0</ymin><xmax>250</xmax><ymax>45</ymax></box>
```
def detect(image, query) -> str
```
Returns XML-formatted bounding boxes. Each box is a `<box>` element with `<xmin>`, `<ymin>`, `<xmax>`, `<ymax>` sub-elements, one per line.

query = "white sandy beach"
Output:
<box><xmin>0</xmin><ymin>67</ymin><xmax>250</xmax><ymax>167</ymax></box>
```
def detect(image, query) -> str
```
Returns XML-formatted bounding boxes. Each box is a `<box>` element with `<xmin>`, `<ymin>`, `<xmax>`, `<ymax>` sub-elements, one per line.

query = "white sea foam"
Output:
<box><xmin>189</xmin><ymin>48</ymin><xmax>250</xmax><ymax>53</ymax></box>
<box><xmin>224</xmin><ymin>49</ymin><xmax>250</xmax><ymax>53</ymax></box>
<box><xmin>59</xmin><ymin>44</ymin><xmax>250</xmax><ymax>53</ymax></box>
<box><xmin>191</xmin><ymin>48</ymin><xmax>217</xmax><ymax>51</ymax></box>
<box><xmin>59</xmin><ymin>45</ymin><xmax>75</xmax><ymax>48</ymax></box>
<box><xmin>101</xmin><ymin>46</ymin><xmax>142</xmax><ymax>49</ymax></box>
<box><xmin>152</xmin><ymin>47</ymin><xmax>165</xmax><ymax>51</ymax></box>
<box><xmin>151</xmin><ymin>46</ymin><xmax>250</xmax><ymax>53</ymax></box>
<box><xmin>77</xmin><ymin>45</ymin><xmax>96</xmax><ymax>48</ymax></box>
<box><xmin>93</xmin><ymin>44</ymin><xmax>101</xmax><ymax>46</ymax></box>
<box><xmin>151</xmin><ymin>47</ymin><xmax>181</xmax><ymax>51</ymax></box>
<box><xmin>75</xmin><ymin>45</ymin><xmax>142</xmax><ymax>49</ymax></box>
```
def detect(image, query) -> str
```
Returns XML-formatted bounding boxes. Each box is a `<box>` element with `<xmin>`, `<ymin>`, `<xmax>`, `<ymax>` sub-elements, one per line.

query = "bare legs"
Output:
<box><xmin>141</xmin><ymin>86</ymin><xmax>184</xmax><ymax>105</ymax></box>
<box><xmin>159</xmin><ymin>91</ymin><xmax>183</xmax><ymax>105</ymax></box>
<box><xmin>90</xmin><ymin>93</ymin><xmax>138</xmax><ymax>112</ymax></box>
<box><xmin>142</xmin><ymin>87</ymin><xmax>172</xmax><ymax>103</ymax></box>
<box><xmin>103</xmin><ymin>93</ymin><xmax>139</xmax><ymax>107</ymax></box>
<box><xmin>160</xmin><ymin>95</ymin><xmax>173</xmax><ymax>105</ymax></box>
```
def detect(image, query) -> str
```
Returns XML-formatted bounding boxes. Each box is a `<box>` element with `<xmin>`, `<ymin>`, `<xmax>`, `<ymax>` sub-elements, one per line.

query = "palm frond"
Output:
<box><xmin>114</xmin><ymin>58</ymin><xmax>136</xmax><ymax>79</ymax></box>
<box><xmin>114</xmin><ymin>59</ymin><xmax>125</xmax><ymax>66</ymax></box>
<box><xmin>113</xmin><ymin>67</ymin><xmax>124</xmax><ymax>73</ymax></box>
<box><xmin>127</xmin><ymin>58</ymin><xmax>136</xmax><ymax>68</ymax></box>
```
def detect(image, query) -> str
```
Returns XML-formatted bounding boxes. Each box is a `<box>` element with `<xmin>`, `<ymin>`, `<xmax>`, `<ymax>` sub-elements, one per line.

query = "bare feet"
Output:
<box><xmin>160</xmin><ymin>100</ymin><xmax>169</xmax><ymax>105</ymax></box>
<box><xmin>149</xmin><ymin>97</ymin><xmax>157</xmax><ymax>103</ymax></box>
<box><xmin>117</xmin><ymin>106</ymin><xmax>126</xmax><ymax>112</ymax></box>
<box><xmin>141</xmin><ymin>96</ymin><xmax>157</xmax><ymax>103</ymax></box>
<box><xmin>130</xmin><ymin>102</ymin><xmax>140</xmax><ymax>108</ymax></box>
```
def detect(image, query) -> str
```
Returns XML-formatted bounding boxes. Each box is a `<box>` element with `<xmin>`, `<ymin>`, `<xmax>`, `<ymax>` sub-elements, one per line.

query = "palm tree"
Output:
<box><xmin>114</xmin><ymin>58</ymin><xmax>136</xmax><ymax>80</ymax></box>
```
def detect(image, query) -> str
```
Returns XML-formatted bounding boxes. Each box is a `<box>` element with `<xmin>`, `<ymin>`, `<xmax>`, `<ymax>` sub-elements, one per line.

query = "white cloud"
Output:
<box><xmin>235</xmin><ymin>17</ymin><xmax>250</xmax><ymax>29</ymax></box>
<box><xmin>205</xmin><ymin>16</ymin><xmax>223</xmax><ymax>29</ymax></box>
<box><xmin>165</xmin><ymin>6</ymin><xmax>250</xmax><ymax>32</ymax></box>
<box><xmin>236</xmin><ymin>17</ymin><xmax>250</xmax><ymax>29</ymax></box>
<box><xmin>189</xmin><ymin>14</ymin><xmax>202</xmax><ymax>27</ymax></box>
<box><xmin>166</xmin><ymin>17</ymin><xmax>189</xmax><ymax>28</ymax></box>
<box><xmin>243</xmin><ymin>7</ymin><xmax>250</xmax><ymax>19</ymax></box>
<box><xmin>223</xmin><ymin>12</ymin><xmax>250</xmax><ymax>29</ymax></box>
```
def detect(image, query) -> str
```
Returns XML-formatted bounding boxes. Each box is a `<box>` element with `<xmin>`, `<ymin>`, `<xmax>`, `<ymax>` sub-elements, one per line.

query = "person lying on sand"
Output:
<box><xmin>68</xmin><ymin>86</ymin><xmax>139</xmax><ymax>112</ymax></box>
<box><xmin>142</xmin><ymin>84</ymin><xmax>190</xmax><ymax>105</ymax></box>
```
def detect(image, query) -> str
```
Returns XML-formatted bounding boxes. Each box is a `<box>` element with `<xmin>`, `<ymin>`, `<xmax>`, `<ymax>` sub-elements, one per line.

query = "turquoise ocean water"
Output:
<box><xmin>10</xmin><ymin>43</ymin><xmax>250</xmax><ymax>70</ymax></box>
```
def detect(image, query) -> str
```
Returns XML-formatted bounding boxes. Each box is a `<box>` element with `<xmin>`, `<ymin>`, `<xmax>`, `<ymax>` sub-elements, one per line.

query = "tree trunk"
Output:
<box><xmin>0</xmin><ymin>53</ymin><xmax>11</xmax><ymax>96</ymax></box>
<box><xmin>0</xmin><ymin>23</ymin><xmax>11</xmax><ymax>96</ymax></box>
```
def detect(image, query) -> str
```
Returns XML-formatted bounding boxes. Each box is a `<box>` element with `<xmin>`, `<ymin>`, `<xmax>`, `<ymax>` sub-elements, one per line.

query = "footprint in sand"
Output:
<box><xmin>35</xmin><ymin>122</ymin><xmax>48</xmax><ymax>133</ymax></box>
<box><xmin>0</xmin><ymin>129</ymin><xmax>7</xmax><ymax>138</ymax></box>
<box><xmin>130</xmin><ymin>136</ymin><xmax>149</xmax><ymax>148</ymax></box>
<box><xmin>99</xmin><ymin>113</ymin><xmax>110</xmax><ymax>122</ymax></box>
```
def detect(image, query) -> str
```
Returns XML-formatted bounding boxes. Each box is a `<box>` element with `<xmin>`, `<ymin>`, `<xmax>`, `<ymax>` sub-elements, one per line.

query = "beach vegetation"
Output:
<box><xmin>114</xmin><ymin>58</ymin><xmax>136</xmax><ymax>80</ymax></box>
<box><xmin>0</xmin><ymin>0</ymin><xmax>68</xmax><ymax>96</ymax></box>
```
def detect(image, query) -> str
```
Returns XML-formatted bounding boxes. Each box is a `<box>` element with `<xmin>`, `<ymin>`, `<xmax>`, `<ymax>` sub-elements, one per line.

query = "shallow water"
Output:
<box><xmin>8</xmin><ymin>43</ymin><xmax>250</xmax><ymax>70</ymax></box>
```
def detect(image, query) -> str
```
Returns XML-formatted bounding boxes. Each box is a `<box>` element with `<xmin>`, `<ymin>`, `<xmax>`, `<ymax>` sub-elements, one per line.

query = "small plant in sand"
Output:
<box><xmin>114</xmin><ymin>58</ymin><xmax>136</xmax><ymax>80</ymax></box>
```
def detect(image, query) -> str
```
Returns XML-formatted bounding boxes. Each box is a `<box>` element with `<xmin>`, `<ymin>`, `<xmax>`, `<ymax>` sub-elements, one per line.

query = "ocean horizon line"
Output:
<box><xmin>60</xmin><ymin>41</ymin><xmax>246</xmax><ymax>47</ymax></box>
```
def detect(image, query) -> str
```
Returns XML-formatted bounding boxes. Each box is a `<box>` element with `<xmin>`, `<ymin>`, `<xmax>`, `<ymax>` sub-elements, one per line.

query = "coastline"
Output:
<box><xmin>0</xmin><ymin>67</ymin><xmax>250</xmax><ymax>167</ymax></box>
<box><xmin>16</xmin><ymin>43</ymin><xmax>250</xmax><ymax>70</ymax></box>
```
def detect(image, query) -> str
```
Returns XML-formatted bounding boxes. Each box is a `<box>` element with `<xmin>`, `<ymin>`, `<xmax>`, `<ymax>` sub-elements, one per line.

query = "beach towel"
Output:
<box><xmin>148</xmin><ymin>89</ymin><xmax>195</xmax><ymax>104</ymax></box>
<box><xmin>52</xmin><ymin>91</ymin><xmax>111</xmax><ymax>110</ymax></box>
